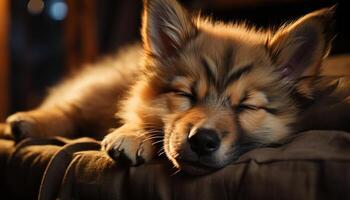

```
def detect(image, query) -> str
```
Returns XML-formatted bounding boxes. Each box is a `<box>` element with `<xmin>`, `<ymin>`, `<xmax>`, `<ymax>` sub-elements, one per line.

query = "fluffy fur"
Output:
<box><xmin>6</xmin><ymin>0</ymin><xmax>335</xmax><ymax>175</ymax></box>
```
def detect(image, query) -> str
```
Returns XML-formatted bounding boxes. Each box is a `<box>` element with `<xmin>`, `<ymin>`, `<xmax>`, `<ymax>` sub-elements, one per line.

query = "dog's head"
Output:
<box><xmin>140</xmin><ymin>0</ymin><xmax>335</xmax><ymax>174</ymax></box>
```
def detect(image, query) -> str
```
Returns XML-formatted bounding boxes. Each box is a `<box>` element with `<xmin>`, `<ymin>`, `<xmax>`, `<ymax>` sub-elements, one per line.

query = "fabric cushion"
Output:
<box><xmin>1</xmin><ymin>130</ymin><xmax>349</xmax><ymax>200</ymax></box>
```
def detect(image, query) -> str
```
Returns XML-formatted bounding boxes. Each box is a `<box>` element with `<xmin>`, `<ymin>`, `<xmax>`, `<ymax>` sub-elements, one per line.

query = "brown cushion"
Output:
<box><xmin>39</xmin><ymin>138</ymin><xmax>100</xmax><ymax>200</ymax></box>
<box><xmin>5</xmin><ymin>138</ymin><xmax>63</xmax><ymax>199</ymax></box>
<box><xmin>55</xmin><ymin>131</ymin><xmax>350</xmax><ymax>200</ymax></box>
<box><xmin>0</xmin><ymin>139</ymin><xmax>14</xmax><ymax>197</ymax></box>
<box><xmin>2</xmin><ymin>130</ymin><xmax>349</xmax><ymax>200</ymax></box>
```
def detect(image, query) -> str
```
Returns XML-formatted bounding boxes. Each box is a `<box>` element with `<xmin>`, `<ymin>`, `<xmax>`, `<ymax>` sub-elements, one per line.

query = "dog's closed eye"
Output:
<box><xmin>235</xmin><ymin>91</ymin><xmax>269</xmax><ymax>112</ymax></box>
<box><xmin>236</xmin><ymin>104</ymin><xmax>260</xmax><ymax>112</ymax></box>
<box><xmin>173</xmin><ymin>90</ymin><xmax>197</xmax><ymax>103</ymax></box>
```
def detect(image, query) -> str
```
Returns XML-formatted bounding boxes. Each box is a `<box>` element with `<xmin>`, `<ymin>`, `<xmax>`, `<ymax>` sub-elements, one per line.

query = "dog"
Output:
<box><xmin>6</xmin><ymin>0</ymin><xmax>337</xmax><ymax>175</ymax></box>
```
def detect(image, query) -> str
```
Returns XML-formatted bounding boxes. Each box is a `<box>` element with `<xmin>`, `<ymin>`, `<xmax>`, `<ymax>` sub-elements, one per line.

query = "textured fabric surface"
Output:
<box><xmin>0</xmin><ymin>138</ymin><xmax>13</xmax><ymax>196</ymax></box>
<box><xmin>5</xmin><ymin>138</ymin><xmax>63</xmax><ymax>199</ymax></box>
<box><xmin>0</xmin><ymin>131</ymin><xmax>349</xmax><ymax>200</ymax></box>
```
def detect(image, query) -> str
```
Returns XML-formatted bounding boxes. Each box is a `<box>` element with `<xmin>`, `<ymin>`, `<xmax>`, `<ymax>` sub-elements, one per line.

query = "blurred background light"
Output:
<box><xmin>48</xmin><ymin>0</ymin><xmax>68</xmax><ymax>21</ymax></box>
<box><xmin>27</xmin><ymin>0</ymin><xmax>44</xmax><ymax>15</ymax></box>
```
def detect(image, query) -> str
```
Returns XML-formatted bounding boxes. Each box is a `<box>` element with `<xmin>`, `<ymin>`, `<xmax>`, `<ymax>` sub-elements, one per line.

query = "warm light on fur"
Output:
<box><xmin>6</xmin><ymin>0</ymin><xmax>335</xmax><ymax>175</ymax></box>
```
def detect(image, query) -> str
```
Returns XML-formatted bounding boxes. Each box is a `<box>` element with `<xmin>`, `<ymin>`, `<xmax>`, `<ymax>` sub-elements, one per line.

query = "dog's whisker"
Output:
<box><xmin>142</xmin><ymin>136</ymin><xmax>164</xmax><ymax>142</ymax></box>
<box><xmin>170</xmin><ymin>168</ymin><xmax>181</xmax><ymax>176</ymax></box>
<box><xmin>137</xmin><ymin>132</ymin><xmax>163</xmax><ymax>138</ymax></box>
<box><xmin>158</xmin><ymin>150</ymin><xmax>165</xmax><ymax>156</ymax></box>
<box><xmin>151</xmin><ymin>140</ymin><xmax>164</xmax><ymax>145</ymax></box>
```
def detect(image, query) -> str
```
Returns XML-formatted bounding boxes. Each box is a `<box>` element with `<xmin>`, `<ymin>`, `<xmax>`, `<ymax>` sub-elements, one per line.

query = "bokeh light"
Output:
<box><xmin>27</xmin><ymin>0</ymin><xmax>45</xmax><ymax>15</ymax></box>
<box><xmin>48</xmin><ymin>1</ymin><xmax>68</xmax><ymax>21</ymax></box>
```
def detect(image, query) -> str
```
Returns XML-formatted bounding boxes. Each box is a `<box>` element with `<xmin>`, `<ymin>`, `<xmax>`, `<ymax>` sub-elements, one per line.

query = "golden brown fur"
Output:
<box><xmin>8</xmin><ymin>45</ymin><xmax>142</xmax><ymax>139</ymax></box>
<box><xmin>6</xmin><ymin>0</ymin><xmax>336</xmax><ymax>174</ymax></box>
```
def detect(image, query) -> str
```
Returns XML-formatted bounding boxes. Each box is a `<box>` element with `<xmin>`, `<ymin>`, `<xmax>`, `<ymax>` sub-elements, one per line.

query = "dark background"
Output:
<box><xmin>1</xmin><ymin>0</ymin><xmax>349</xmax><ymax>120</ymax></box>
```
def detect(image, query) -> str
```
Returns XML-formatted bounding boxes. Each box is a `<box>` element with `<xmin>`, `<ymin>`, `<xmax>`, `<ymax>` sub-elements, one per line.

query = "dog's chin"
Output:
<box><xmin>177</xmin><ymin>160</ymin><xmax>219</xmax><ymax>176</ymax></box>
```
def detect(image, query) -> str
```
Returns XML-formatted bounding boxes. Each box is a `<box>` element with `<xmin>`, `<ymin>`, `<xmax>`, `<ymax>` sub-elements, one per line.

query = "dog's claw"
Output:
<box><xmin>118</xmin><ymin>149</ymin><xmax>133</xmax><ymax>165</ymax></box>
<box><xmin>107</xmin><ymin>148</ymin><xmax>120</xmax><ymax>159</ymax></box>
<box><xmin>11</xmin><ymin>120</ymin><xmax>25</xmax><ymax>140</ymax></box>
<box><xmin>136</xmin><ymin>154</ymin><xmax>146</xmax><ymax>166</ymax></box>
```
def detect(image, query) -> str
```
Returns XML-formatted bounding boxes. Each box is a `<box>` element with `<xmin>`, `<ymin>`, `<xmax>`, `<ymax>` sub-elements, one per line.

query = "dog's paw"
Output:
<box><xmin>6</xmin><ymin>112</ymin><xmax>40</xmax><ymax>141</ymax></box>
<box><xmin>101</xmin><ymin>128</ymin><xmax>155</xmax><ymax>166</ymax></box>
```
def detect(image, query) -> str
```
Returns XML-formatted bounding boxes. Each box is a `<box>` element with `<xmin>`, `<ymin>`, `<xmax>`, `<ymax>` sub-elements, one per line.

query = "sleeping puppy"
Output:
<box><xmin>6</xmin><ymin>0</ymin><xmax>336</xmax><ymax>175</ymax></box>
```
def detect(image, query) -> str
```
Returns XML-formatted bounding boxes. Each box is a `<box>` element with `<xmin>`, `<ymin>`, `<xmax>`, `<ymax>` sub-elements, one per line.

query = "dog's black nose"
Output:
<box><xmin>188</xmin><ymin>128</ymin><xmax>220</xmax><ymax>156</ymax></box>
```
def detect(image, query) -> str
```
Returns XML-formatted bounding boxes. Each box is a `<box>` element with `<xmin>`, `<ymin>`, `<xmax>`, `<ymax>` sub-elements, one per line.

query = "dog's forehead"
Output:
<box><xmin>192</xmin><ymin>32</ymin><xmax>236</xmax><ymax>59</ymax></box>
<box><xmin>187</xmin><ymin>31</ymin><xmax>266</xmax><ymax>70</ymax></box>
<box><xmin>179</xmin><ymin>39</ymin><xmax>252</xmax><ymax>84</ymax></box>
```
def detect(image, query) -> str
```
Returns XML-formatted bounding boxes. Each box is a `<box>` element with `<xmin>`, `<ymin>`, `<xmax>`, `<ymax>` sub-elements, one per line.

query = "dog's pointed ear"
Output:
<box><xmin>268</xmin><ymin>6</ymin><xmax>336</xmax><ymax>81</ymax></box>
<box><xmin>142</xmin><ymin>0</ymin><xmax>197</xmax><ymax>57</ymax></box>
